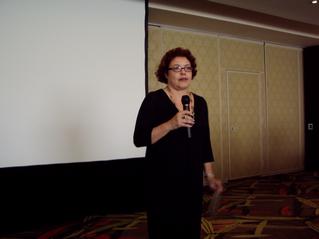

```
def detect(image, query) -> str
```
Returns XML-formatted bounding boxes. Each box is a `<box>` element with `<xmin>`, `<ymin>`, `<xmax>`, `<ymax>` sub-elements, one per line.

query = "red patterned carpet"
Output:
<box><xmin>1</xmin><ymin>171</ymin><xmax>319</xmax><ymax>239</ymax></box>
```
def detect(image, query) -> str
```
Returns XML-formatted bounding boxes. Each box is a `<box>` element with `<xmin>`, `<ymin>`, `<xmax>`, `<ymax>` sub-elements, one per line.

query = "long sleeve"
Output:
<box><xmin>199</xmin><ymin>97</ymin><xmax>214</xmax><ymax>163</ymax></box>
<box><xmin>133</xmin><ymin>93</ymin><xmax>154</xmax><ymax>147</ymax></box>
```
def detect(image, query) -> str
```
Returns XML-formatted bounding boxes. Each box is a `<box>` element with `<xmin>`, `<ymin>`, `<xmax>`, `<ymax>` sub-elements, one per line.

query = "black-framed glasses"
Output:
<box><xmin>168</xmin><ymin>65</ymin><xmax>193</xmax><ymax>72</ymax></box>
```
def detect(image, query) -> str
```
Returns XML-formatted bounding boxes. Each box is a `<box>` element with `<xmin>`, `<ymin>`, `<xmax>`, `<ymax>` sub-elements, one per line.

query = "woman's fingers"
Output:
<box><xmin>171</xmin><ymin>111</ymin><xmax>195</xmax><ymax>130</ymax></box>
<box><xmin>179</xmin><ymin>110</ymin><xmax>195</xmax><ymax>126</ymax></box>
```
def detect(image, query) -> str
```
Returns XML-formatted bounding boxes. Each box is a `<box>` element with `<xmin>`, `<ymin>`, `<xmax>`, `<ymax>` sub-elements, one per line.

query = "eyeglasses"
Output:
<box><xmin>168</xmin><ymin>65</ymin><xmax>193</xmax><ymax>73</ymax></box>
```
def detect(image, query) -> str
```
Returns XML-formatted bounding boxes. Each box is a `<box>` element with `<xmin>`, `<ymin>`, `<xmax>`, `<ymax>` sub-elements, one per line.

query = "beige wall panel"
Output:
<box><xmin>265</xmin><ymin>45</ymin><xmax>303</xmax><ymax>173</ymax></box>
<box><xmin>220</xmin><ymin>37</ymin><xmax>264</xmax><ymax>72</ymax></box>
<box><xmin>148</xmin><ymin>27</ymin><xmax>165</xmax><ymax>92</ymax></box>
<box><xmin>148</xmin><ymin>28</ymin><xmax>223</xmax><ymax>177</ymax></box>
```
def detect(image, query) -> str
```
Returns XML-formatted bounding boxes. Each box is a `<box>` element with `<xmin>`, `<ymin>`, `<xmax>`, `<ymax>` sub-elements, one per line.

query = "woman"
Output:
<box><xmin>134</xmin><ymin>47</ymin><xmax>223</xmax><ymax>239</ymax></box>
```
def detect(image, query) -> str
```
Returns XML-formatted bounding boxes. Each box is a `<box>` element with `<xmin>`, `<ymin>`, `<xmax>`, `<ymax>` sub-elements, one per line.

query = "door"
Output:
<box><xmin>227</xmin><ymin>71</ymin><xmax>264</xmax><ymax>179</ymax></box>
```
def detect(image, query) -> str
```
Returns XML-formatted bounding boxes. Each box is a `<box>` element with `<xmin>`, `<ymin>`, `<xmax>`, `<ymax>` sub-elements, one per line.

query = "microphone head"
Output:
<box><xmin>181</xmin><ymin>95</ymin><xmax>190</xmax><ymax>105</ymax></box>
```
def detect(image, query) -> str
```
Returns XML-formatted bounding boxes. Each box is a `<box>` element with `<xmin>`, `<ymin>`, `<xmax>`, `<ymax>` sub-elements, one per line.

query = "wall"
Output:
<box><xmin>148</xmin><ymin>26</ymin><xmax>304</xmax><ymax>180</ymax></box>
<box><xmin>265</xmin><ymin>45</ymin><xmax>304</xmax><ymax>174</ymax></box>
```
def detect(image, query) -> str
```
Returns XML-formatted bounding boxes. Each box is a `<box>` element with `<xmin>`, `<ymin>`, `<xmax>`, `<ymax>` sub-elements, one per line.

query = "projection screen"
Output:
<box><xmin>0</xmin><ymin>0</ymin><xmax>146</xmax><ymax>167</ymax></box>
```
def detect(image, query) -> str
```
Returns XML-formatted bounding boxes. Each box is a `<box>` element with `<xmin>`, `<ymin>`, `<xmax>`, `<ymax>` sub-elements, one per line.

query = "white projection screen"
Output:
<box><xmin>0</xmin><ymin>0</ymin><xmax>146</xmax><ymax>167</ymax></box>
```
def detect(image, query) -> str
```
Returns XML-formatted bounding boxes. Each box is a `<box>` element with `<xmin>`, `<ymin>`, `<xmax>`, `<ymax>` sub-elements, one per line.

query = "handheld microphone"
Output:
<box><xmin>181</xmin><ymin>95</ymin><xmax>191</xmax><ymax>138</ymax></box>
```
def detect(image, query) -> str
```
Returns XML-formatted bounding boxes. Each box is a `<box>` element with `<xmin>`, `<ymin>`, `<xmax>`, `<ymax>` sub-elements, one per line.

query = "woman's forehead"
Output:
<box><xmin>170</xmin><ymin>56</ymin><xmax>190</xmax><ymax>65</ymax></box>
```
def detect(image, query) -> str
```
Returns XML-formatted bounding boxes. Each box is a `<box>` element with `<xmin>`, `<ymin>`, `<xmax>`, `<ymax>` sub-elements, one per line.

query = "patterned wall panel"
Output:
<box><xmin>265</xmin><ymin>45</ymin><xmax>303</xmax><ymax>172</ymax></box>
<box><xmin>148</xmin><ymin>27</ymin><xmax>223</xmax><ymax>176</ymax></box>
<box><xmin>148</xmin><ymin>27</ymin><xmax>165</xmax><ymax>92</ymax></box>
<box><xmin>220</xmin><ymin>37</ymin><xmax>264</xmax><ymax>72</ymax></box>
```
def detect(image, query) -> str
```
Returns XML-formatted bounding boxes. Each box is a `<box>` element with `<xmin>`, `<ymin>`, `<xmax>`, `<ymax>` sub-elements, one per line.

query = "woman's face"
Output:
<box><xmin>165</xmin><ymin>56</ymin><xmax>192</xmax><ymax>91</ymax></box>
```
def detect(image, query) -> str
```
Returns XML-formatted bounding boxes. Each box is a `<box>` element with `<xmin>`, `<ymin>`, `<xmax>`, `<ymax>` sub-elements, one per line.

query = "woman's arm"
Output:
<box><xmin>151</xmin><ymin>121</ymin><xmax>173</xmax><ymax>144</ymax></box>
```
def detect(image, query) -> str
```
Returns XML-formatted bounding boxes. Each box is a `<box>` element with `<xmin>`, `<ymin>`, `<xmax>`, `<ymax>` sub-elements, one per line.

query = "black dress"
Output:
<box><xmin>134</xmin><ymin>89</ymin><xmax>214</xmax><ymax>239</ymax></box>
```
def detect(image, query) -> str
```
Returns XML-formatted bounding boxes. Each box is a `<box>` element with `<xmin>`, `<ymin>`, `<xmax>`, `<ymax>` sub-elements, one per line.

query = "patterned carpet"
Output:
<box><xmin>1</xmin><ymin>171</ymin><xmax>319</xmax><ymax>239</ymax></box>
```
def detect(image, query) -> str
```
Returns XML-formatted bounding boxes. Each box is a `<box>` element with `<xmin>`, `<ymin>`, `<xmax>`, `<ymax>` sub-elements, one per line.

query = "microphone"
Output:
<box><xmin>181</xmin><ymin>95</ymin><xmax>191</xmax><ymax>138</ymax></box>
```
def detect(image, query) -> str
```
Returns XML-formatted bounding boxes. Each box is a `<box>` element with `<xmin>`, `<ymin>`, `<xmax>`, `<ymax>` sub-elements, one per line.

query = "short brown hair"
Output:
<box><xmin>155</xmin><ymin>47</ymin><xmax>197</xmax><ymax>84</ymax></box>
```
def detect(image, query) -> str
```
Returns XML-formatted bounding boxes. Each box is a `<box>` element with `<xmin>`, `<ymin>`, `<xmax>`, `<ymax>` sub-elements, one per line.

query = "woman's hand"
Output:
<box><xmin>151</xmin><ymin>110</ymin><xmax>194</xmax><ymax>144</ymax></box>
<box><xmin>206</xmin><ymin>175</ymin><xmax>224</xmax><ymax>193</ymax></box>
<box><xmin>169</xmin><ymin>110</ymin><xmax>195</xmax><ymax>130</ymax></box>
